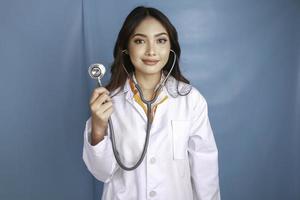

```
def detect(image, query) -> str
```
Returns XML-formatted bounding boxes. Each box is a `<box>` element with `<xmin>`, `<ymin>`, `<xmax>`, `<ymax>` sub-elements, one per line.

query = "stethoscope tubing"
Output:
<box><xmin>103</xmin><ymin>50</ymin><xmax>177</xmax><ymax>171</ymax></box>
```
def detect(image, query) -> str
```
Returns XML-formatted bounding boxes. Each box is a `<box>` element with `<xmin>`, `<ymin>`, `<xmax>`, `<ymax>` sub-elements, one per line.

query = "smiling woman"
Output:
<box><xmin>82</xmin><ymin>6</ymin><xmax>220</xmax><ymax>200</ymax></box>
<box><xmin>128</xmin><ymin>17</ymin><xmax>171</xmax><ymax>94</ymax></box>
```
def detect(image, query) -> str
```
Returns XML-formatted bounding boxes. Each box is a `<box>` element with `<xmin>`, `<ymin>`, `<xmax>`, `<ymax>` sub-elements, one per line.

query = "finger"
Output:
<box><xmin>93</xmin><ymin>93</ymin><xmax>111</xmax><ymax>107</ymax></box>
<box><xmin>90</xmin><ymin>93</ymin><xmax>110</xmax><ymax>109</ymax></box>
<box><xmin>90</xmin><ymin>87</ymin><xmax>110</xmax><ymax>104</ymax></box>
<box><xmin>95</xmin><ymin>101</ymin><xmax>113</xmax><ymax>114</ymax></box>
<box><xmin>90</xmin><ymin>94</ymin><xmax>107</xmax><ymax>113</ymax></box>
<box><xmin>90</xmin><ymin>87</ymin><xmax>109</xmax><ymax>104</ymax></box>
<box><xmin>94</xmin><ymin>87</ymin><xmax>109</xmax><ymax>94</ymax></box>
<box><xmin>105</xmin><ymin>106</ymin><xmax>114</xmax><ymax>116</ymax></box>
<box><xmin>102</xmin><ymin>106</ymin><xmax>114</xmax><ymax>119</ymax></box>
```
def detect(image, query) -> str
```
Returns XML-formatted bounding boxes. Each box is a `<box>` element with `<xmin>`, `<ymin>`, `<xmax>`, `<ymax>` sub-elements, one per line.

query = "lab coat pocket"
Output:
<box><xmin>171</xmin><ymin>120</ymin><xmax>191</xmax><ymax>160</ymax></box>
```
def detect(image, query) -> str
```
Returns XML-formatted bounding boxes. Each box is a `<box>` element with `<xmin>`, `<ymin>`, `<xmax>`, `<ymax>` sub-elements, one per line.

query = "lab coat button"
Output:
<box><xmin>150</xmin><ymin>157</ymin><xmax>156</xmax><ymax>164</ymax></box>
<box><xmin>149</xmin><ymin>190</ymin><xmax>156</xmax><ymax>197</ymax></box>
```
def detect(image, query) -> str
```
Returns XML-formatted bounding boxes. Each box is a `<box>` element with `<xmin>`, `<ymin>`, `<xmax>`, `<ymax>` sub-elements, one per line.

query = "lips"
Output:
<box><xmin>142</xmin><ymin>59</ymin><xmax>159</xmax><ymax>66</ymax></box>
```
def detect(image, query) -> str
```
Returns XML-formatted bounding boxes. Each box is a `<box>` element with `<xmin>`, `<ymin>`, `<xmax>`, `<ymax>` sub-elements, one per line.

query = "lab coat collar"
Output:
<box><xmin>123</xmin><ymin>73</ymin><xmax>192</xmax><ymax>100</ymax></box>
<box><xmin>123</xmin><ymin>72</ymin><xmax>169</xmax><ymax>102</ymax></box>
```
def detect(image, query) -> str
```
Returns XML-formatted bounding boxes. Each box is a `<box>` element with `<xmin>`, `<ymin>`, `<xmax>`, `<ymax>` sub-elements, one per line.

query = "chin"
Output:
<box><xmin>136</xmin><ymin>69</ymin><xmax>162</xmax><ymax>76</ymax></box>
<box><xmin>143</xmin><ymin>71</ymin><xmax>162</xmax><ymax>76</ymax></box>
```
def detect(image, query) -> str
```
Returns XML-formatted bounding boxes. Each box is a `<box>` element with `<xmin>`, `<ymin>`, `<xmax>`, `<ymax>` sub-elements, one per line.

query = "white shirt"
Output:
<box><xmin>82</xmin><ymin>76</ymin><xmax>221</xmax><ymax>200</ymax></box>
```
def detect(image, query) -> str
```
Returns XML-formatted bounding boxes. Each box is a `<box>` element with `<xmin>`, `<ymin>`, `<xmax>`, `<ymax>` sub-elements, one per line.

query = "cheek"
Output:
<box><xmin>130</xmin><ymin>53</ymin><xmax>141</xmax><ymax>65</ymax></box>
<box><xmin>160</xmin><ymin>48</ymin><xmax>171</xmax><ymax>62</ymax></box>
<box><xmin>129</xmin><ymin>46</ymin><xmax>143</xmax><ymax>62</ymax></box>
<box><xmin>128</xmin><ymin>51</ymin><xmax>138</xmax><ymax>64</ymax></box>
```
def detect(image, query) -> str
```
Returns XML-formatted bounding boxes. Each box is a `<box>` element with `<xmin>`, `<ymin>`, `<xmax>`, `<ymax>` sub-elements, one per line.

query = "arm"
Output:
<box><xmin>82</xmin><ymin>117</ymin><xmax>118</xmax><ymax>183</ymax></box>
<box><xmin>188</xmin><ymin>90</ymin><xmax>221</xmax><ymax>200</ymax></box>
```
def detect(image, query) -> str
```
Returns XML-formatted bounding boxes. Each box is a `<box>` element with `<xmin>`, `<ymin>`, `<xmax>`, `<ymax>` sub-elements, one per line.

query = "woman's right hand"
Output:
<box><xmin>89</xmin><ymin>87</ymin><xmax>113</xmax><ymax>145</ymax></box>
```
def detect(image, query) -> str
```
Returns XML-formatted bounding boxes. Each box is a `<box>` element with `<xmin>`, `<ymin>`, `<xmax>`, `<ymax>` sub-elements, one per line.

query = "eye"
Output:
<box><xmin>133</xmin><ymin>39</ymin><xmax>145</xmax><ymax>44</ymax></box>
<box><xmin>157</xmin><ymin>38</ymin><xmax>168</xmax><ymax>44</ymax></box>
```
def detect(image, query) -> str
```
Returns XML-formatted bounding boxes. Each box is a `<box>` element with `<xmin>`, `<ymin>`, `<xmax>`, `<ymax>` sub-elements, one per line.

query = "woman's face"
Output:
<box><xmin>127</xmin><ymin>17</ymin><xmax>171</xmax><ymax>77</ymax></box>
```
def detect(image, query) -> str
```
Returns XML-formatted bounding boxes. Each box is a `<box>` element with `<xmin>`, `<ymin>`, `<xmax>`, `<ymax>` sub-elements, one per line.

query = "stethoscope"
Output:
<box><xmin>88</xmin><ymin>50</ymin><xmax>177</xmax><ymax>171</ymax></box>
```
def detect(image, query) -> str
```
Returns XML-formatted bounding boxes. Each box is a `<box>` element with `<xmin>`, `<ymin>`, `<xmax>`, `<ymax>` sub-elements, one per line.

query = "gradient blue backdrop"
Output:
<box><xmin>0</xmin><ymin>0</ymin><xmax>299</xmax><ymax>200</ymax></box>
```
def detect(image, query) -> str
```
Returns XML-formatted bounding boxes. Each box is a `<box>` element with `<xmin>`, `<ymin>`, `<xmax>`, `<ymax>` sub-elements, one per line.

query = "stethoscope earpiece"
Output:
<box><xmin>121</xmin><ymin>49</ymin><xmax>129</xmax><ymax>55</ymax></box>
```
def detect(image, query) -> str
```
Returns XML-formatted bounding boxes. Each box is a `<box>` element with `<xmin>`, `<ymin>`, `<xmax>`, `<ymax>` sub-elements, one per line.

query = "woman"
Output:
<box><xmin>83</xmin><ymin>6</ymin><xmax>220</xmax><ymax>200</ymax></box>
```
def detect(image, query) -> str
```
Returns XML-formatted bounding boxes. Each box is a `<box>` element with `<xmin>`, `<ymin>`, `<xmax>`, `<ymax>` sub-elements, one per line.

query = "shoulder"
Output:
<box><xmin>109</xmin><ymin>86</ymin><xmax>125</xmax><ymax>98</ymax></box>
<box><xmin>165</xmin><ymin>76</ymin><xmax>207</xmax><ymax>104</ymax></box>
<box><xmin>189</xmin><ymin>86</ymin><xmax>207</xmax><ymax>105</ymax></box>
<box><xmin>187</xmin><ymin>86</ymin><xmax>210</xmax><ymax>117</ymax></box>
<box><xmin>165</xmin><ymin>76</ymin><xmax>192</xmax><ymax>97</ymax></box>
<box><xmin>108</xmin><ymin>78</ymin><xmax>131</xmax><ymax>99</ymax></box>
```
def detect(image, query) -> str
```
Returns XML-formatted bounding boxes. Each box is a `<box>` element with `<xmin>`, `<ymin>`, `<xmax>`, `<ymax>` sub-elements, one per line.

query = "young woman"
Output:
<box><xmin>83</xmin><ymin>6</ymin><xmax>220</xmax><ymax>200</ymax></box>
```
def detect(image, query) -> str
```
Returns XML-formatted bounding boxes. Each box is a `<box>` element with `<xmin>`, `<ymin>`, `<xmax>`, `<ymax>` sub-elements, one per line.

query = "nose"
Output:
<box><xmin>145</xmin><ymin>42</ymin><xmax>156</xmax><ymax>56</ymax></box>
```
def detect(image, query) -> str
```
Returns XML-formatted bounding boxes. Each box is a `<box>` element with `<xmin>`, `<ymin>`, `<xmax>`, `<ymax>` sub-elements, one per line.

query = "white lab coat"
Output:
<box><xmin>82</xmin><ymin>76</ymin><xmax>221</xmax><ymax>200</ymax></box>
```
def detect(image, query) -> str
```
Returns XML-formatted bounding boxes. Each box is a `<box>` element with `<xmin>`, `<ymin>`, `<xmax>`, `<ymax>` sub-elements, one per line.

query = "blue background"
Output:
<box><xmin>0</xmin><ymin>0</ymin><xmax>299</xmax><ymax>199</ymax></box>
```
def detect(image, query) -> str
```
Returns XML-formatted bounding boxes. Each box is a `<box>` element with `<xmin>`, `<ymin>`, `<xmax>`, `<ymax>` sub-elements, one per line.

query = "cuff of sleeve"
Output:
<box><xmin>84</xmin><ymin>117</ymin><xmax>110</xmax><ymax>155</ymax></box>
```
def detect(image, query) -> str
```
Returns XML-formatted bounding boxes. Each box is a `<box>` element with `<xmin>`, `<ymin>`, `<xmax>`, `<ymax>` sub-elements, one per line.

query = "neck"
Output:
<box><xmin>134</xmin><ymin>72</ymin><xmax>161</xmax><ymax>93</ymax></box>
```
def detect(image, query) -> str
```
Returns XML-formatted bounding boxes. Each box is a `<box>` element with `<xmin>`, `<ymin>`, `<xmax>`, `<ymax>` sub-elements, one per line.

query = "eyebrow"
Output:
<box><xmin>131</xmin><ymin>32</ymin><xmax>168</xmax><ymax>38</ymax></box>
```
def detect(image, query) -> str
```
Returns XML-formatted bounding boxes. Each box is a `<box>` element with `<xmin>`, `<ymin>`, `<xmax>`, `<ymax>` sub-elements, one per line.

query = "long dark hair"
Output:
<box><xmin>106</xmin><ymin>6</ymin><xmax>190</xmax><ymax>92</ymax></box>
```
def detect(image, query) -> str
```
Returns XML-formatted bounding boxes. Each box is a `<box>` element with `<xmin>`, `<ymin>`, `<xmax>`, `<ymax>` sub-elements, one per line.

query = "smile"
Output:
<box><xmin>142</xmin><ymin>59</ymin><xmax>160</xmax><ymax>66</ymax></box>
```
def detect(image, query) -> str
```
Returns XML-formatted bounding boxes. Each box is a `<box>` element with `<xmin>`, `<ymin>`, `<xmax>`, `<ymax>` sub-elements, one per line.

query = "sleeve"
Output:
<box><xmin>187</xmin><ymin>89</ymin><xmax>221</xmax><ymax>200</ymax></box>
<box><xmin>82</xmin><ymin>117</ymin><xmax>118</xmax><ymax>183</ymax></box>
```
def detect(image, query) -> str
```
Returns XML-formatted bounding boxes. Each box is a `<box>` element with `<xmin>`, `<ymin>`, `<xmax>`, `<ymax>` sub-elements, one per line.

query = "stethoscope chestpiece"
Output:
<box><xmin>88</xmin><ymin>63</ymin><xmax>106</xmax><ymax>87</ymax></box>
<box><xmin>88</xmin><ymin>63</ymin><xmax>106</xmax><ymax>79</ymax></box>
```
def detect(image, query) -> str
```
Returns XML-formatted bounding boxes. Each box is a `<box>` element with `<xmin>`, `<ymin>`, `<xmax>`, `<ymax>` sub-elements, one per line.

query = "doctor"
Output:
<box><xmin>83</xmin><ymin>6</ymin><xmax>220</xmax><ymax>200</ymax></box>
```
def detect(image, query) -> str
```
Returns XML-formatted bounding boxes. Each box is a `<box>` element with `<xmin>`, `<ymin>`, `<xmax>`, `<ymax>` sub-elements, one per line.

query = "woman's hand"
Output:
<box><xmin>89</xmin><ymin>87</ymin><xmax>113</xmax><ymax>145</ymax></box>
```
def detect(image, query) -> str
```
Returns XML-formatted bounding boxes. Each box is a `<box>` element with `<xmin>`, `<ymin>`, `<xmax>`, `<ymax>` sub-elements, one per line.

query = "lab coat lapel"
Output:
<box><xmin>150</xmin><ymin>87</ymin><xmax>170</xmax><ymax>135</ymax></box>
<box><xmin>123</xmin><ymin>79</ymin><xmax>148</xmax><ymax>122</ymax></box>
